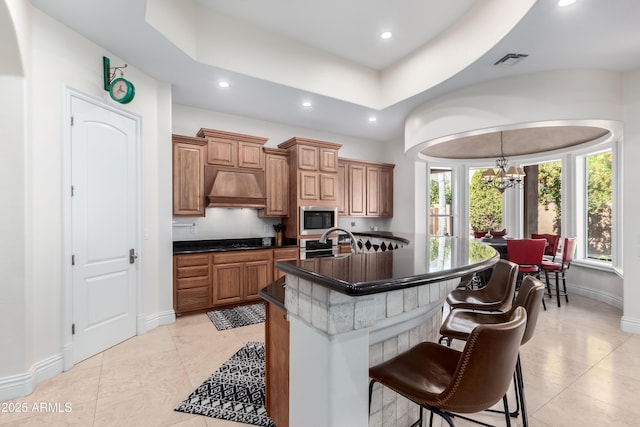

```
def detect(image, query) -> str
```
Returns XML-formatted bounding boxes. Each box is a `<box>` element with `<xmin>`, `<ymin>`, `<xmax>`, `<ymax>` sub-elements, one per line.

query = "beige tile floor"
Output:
<box><xmin>1</xmin><ymin>293</ymin><xmax>637</xmax><ymax>427</ymax></box>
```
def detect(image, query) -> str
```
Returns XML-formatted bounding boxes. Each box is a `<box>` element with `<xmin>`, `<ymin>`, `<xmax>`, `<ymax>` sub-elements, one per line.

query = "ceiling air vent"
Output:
<box><xmin>494</xmin><ymin>53</ymin><xmax>529</xmax><ymax>66</ymax></box>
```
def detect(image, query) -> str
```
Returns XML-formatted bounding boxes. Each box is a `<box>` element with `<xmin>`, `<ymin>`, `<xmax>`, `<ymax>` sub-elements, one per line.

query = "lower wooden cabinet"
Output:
<box><xmin>273</xmin><ymin>247</ymin><xmax>298</xmax><ymax>280</ymax></box>
<box><xmin>174</xmin><ymin>248</ymin><xmax>299</xmax><ymax>315</ymax></box>
<box><xmin>211</xmin><ymin>250</ymin><xmax>273</xmax><ymax>307</ymax></box>
<box><xmin>173</xmin><ymin>254</ymin><xmax>210</xmax><ymax>313</ymax></box>
<box><xmin>265</xmin><ymin>301</ymin><xmax>289</xmax><ymax>427</ymax></box>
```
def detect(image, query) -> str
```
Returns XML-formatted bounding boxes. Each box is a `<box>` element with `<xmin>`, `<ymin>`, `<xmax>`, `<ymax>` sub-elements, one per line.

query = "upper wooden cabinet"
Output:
<box><xmin>348</xmin><ymin>163</ymin><xmax>366</xmax><ymax>216</ymax></box>
<box><xmin>172</xmin><ymin>134</ymin><xmax>207</xmax><ymax>217</ymax></box>
<box><xmin>261</xmin><ymin>148</ymin><xmax>289</xmax><ymax>217</ymax></box>
<box><xmin>278</xmin><ymin>137</ymin><xmax>342</xmax><ymax>206</ymax></box>
<box><xmin>337</xmin><ymin>163</ymin><xmax>347</xmax><ymax>216</ymax></box>
<box><xmin>197</xmin><ymin>128</ymin><xmax>268</xmax><ymax>169</ymax></box>
<box><xmin>339</xmin><ymin>158</ymin><xmax>394</xmax><ymax>218</ymax></box>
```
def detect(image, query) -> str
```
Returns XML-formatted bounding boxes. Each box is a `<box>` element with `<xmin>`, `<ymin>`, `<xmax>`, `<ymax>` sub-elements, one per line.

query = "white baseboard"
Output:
<box><xmin>621</xmin><ymin>316</ymin><xmax>640</xmax><ymax>334</ymax></box>
<box><xmin>566</xmin><ymin>283</ymin><xmax>623</xmax><ymax>309</ymax></box>
<box><xmin>1</xmin><ymin>310</ymin><xmax>175</xmax><ymax>402</ymax></box>
<box><xmin>136</xmin><ymin>310</ymin><xmax>175</xmax><ymax>334</ymax></box>
<box><xmin>144</xmin><ymin>309</ymin><xmax>176</xmax><ymax>331</ymax></box>
<box><xmin>0</xmin><ymin>353</ymin><xmax>63</xmax><ymax>401</ymax></box>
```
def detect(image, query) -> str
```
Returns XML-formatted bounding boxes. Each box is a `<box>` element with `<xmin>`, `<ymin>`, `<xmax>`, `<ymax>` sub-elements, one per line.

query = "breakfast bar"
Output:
<box><xmin>269</xmin><ymin>235</ymin><xmax>498</xmax><ymax>427</ymax></box>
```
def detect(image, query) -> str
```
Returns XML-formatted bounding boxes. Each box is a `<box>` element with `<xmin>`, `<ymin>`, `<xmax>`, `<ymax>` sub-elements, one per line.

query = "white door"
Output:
<box><xmin>71</xmin><ymin>96</ymin><xmax>138</xmax><ymax>363</ymax></box>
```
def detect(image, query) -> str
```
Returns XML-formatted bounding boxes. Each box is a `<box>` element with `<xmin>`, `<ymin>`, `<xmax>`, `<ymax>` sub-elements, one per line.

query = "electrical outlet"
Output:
<box><xmin>263</xmin><ymin>223</ymin><xmax>269</xmax><ymax>233</ymax></box>
<box><xmin>190</xmin><ymin>225</ymin><xmax>197</xmax><ymax>234</ymax></box>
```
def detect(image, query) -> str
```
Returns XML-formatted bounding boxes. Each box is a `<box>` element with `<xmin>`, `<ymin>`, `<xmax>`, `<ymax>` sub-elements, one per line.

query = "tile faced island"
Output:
<box><xmin>265</xmin><ymin>235</ymin><xmax>498</xmax><ymax>427</ymax></box>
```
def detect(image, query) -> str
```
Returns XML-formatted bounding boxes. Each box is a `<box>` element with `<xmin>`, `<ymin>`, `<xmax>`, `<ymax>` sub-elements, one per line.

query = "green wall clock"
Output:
<box><xmin>109</xmin><ymin>77</ymin><xmax>135</xmax><ymax>104</ymax></box>
<box><xmin>103</xmin><ymin>56</ymin><xmax>135</xmax><ymax>104</ymax></box>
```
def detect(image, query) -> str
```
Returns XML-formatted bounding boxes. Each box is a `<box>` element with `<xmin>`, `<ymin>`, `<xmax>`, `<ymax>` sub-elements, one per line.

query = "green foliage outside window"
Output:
<box><xmin>538</xmin><ymin>162</ymin><xmax>562</xmax><ymax>233</ymax></box>
<box><xmin>587</xmin><ymin>152</ymin><xmax>612</xmax><ymax>261</ymax></box>
<box><xmin>469</xmin><ymin>170</ymin><xmax>502</xmax><ymax>233</ymax></box>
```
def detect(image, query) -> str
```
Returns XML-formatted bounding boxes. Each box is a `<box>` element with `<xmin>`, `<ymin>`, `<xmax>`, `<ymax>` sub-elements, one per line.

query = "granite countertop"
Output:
<box><xmin>258</xmin><ymin>276</ymin><xmax>286</xmax><ymax>309</ymax></box>
<box><xmin>275</xmin><ymin>236</ymin><xmax>498</xmax><ymax>296</ymax></box>
<box><xmin>173</xmin><ymin>237</ymin><xmax>298</xmax><ymax>254</ymax></box>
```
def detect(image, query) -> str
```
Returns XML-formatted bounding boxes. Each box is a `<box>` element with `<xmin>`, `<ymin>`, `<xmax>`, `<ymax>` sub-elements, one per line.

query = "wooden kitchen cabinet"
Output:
<box><xmin>173</xmin><ymin>253</ymin><xmax>210</xmax><ymax>313</ymax></box>
<box><xmin>265</xmin><ymin>301</ymin><xmax>289</xmax><ymax>427</ymax></box>
<box><xmin>339</xmin><ymin>158</ymin><xmax>394</xmax><ymax>218</ymax></box>
<box><xmin>212</xmin><ymin>250</ymin><xmax>273</xmax><ymax>306</ymax></box>
<box><xmin>337</xmin><ymin>162</ymin><xmax>347</xmax><ymax>215</ymax></box>
<box><xmin>172</xmin><ymin>134</ymin><xmax>207</xmax><ymax>216</ymax></box>
<box><xmin>278</xmin><ymin>137</ymin><xmax>341</xmax><ymax>206</ymax></box>
<box><xmin>261</xmin><ymin>148</ymin><xmax>289</xmax><ymax>217</ymax></box>
<box><xmin>273</xmin><ymin>247</ymin><xmax>298</xmax><ymax>279</ymax></box>
<box><xmin>379</xmin><ymin>166</ymin><xmax>394</xmax><ymax>217</ymax></box>
<box><xmin>348</xmin><ymin>162</ymin><xmax>366</xmax><ymax>216</ymax></box>
<box><xmin>197</xmin><ymin>128</ymin><xmax>268</xmax><ymax>169</ymax></box>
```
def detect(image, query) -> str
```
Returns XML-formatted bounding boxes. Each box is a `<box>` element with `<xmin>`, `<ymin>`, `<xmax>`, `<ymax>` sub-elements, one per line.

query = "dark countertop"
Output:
<box><xmin>275</xmin><ymin>236</ymin><xmax>498</xmax><ymax>296</ymax></box>
<box><xmin>173</xmin><ymin>237</ymin><xmax>298</xmax><ymax>254</ymax></box>
<box><xmin>258</xmin><ymin>276</ymin><xmax>286</xmax><ymax>309</ymax></box>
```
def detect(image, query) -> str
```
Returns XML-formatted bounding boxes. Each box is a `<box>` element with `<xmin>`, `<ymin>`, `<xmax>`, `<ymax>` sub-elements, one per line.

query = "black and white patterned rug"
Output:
<box><xmin>206</xmin><ymin>303</ymin><xmax>266</xmax><ymax>331</ymax></box>
<box><xmin>175</xmin><ymin>341</ymin><xmax>275</xmax><ymax>427</ymax></box>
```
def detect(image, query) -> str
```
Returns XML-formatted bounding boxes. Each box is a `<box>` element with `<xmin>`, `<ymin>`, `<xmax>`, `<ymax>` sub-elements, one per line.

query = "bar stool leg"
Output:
<box><xmin>515</xmin><ymin>354</ymin><xmax>529</xmax><ymax>427</ymax></box>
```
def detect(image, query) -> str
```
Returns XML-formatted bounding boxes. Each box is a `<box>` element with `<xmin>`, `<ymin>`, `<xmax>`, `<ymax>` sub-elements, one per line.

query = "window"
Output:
<box><xmin>469</xmin><ymin>169</ymin><xmax>503</xmax><ymax>236</ymax></box>
<box><xmin>585</xmin><ymin>151</ymin><xmax>612</xmax><ymax>262</ymax></box>
<box><xmin>523</xmin><ymin>161</ymin><xmax>562</xmax><ymax>238</ymax></box>
<box><xmin>429</xmin><ymin>169</ymin><xmax>453</xmax><ymax>236</ymax></box>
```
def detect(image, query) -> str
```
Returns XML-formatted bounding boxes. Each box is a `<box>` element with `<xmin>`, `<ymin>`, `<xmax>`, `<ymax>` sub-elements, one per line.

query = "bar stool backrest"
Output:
<box><xmin>531</xmin><ymin>233</ymin><xmax>560</xmax><ymax>260</ymax></box>
<box><xmin>561</xmin><ymin>237</ymin><xmax>577</xmax><ymax>267</ymax></box>
<box><xmin>512</xmin><ymin>276</ymin><xmax>546</xmax><ymax>345</ymax></box>
<box><xmin>437</xmin><ymin>307</ymin><xmax>527</xmax><ymax>413</ymax></box>
<box><xmin>506</xmin><ymin>238</ymin><xmax>546</xmax><ymax>266</ymax></box>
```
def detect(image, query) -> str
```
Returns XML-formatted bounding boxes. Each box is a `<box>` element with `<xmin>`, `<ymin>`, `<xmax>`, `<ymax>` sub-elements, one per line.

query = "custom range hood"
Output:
<box><xmin>204</xmin><ymin>165</ymin><xmax>266</xmax><ymax>208</ymax></box>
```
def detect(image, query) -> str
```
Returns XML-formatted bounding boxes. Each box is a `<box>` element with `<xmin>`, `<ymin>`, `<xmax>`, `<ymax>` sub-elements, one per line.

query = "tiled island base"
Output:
<box><xmin>285</xmin><ymin>274</ymin><xmax>460</xmax><ymax>427</ymax></box>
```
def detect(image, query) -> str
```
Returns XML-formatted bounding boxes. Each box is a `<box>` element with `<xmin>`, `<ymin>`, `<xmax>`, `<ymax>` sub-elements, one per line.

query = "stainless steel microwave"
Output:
<box><xmin>299</xmin><ymin>206</ymin><xmax>338</xmax><ymax>236</ymax></box>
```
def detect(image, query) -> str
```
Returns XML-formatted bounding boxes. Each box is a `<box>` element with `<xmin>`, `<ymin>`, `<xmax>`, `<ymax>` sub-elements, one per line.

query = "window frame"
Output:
<box><xmin>425</xmin><ymin>138</ymin><xmax>621</xmax><ymax>273</ymax></box>
<box><xmin>574</xmin><ymin>144</ymin><xmax>619</xmax><ymax>271</ymax></box>
<box><xmin>428</xmin><ymin>167</ymin><xmax>455</xmax><ymax>237</ymax></box>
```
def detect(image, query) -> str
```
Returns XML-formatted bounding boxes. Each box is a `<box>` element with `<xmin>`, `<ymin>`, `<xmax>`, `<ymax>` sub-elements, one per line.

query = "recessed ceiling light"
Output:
<box><xmin>368</xmin><ymin>116</ymin><xmax>377</xmax><ymax>122</ymax></box>
<box><xmin>218</xmin><ymin>81</ymin><xmax>230</xmax><ymax>88</ymax></box>
<box><xmin>558</xmin><ymin>0</ymin><xmax>577</xmax><ymax>6</ymax></box>
<box><xmin>380</xmin><ymin>31</ymin><xmax>393</xmax><ymax>40</ymax></box>
<box><xmin>302</xmin><ymin>101</ymin><xmax>312</xmax><ymax>108</ymax></box>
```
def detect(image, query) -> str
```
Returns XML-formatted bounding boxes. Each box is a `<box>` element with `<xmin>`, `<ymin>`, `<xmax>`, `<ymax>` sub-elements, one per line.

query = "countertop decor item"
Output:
<box><xmin>273</xmin><ymin>223</ymin><xmax>285</xmax><ymax>246</ymax></box>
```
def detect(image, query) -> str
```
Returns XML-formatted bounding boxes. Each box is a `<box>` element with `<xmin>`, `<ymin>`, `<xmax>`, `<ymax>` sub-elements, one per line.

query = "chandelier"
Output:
<box><xmin>481</xmin><ymin>132</ymin><xmax>526</xmax><ymax>193</ymax></box>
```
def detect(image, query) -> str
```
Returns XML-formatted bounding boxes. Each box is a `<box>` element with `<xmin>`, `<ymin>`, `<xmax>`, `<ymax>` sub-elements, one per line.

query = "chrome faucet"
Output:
<box><xmin>319</xmin><ymin>227</ymin><xmax>358</xmax><ymax>254</ymax></box>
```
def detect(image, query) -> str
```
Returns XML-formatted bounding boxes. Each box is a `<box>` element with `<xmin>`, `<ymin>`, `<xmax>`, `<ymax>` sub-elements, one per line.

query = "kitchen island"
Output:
<box><xmin>264</xmin><ymin>235</ymin><xmax>498</xmax><ymax>427</ymax></box>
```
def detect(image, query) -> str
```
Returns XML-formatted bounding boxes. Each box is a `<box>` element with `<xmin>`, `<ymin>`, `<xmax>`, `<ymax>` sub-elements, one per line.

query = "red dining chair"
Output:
<box><xmin>506</xmin><ymin>238</ymin><xmax>547</xmax><ymax>309</ymax></box>
<box><xmin>531</xmin><ymin>233</ymin><xmax>560</xmax><ymax>262</ymax></box>
<box><xmin>539</xmin><ymin>237</ymin><xmax>577</xmax><ymax>307</ymax></box>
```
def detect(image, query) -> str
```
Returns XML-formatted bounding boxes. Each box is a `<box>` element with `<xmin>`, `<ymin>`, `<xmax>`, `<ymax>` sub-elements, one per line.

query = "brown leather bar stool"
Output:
<box><xmin>369</xmin><ymin>307</ymin><xmax>527</xmax><ymax>427</ymax></box>
<box><xmin>439</xmin><ymin>276</ymin><xmax>546</xmax><ymax>427</ymax></box>
<box><xmin>446</xmin><ymin>259</ymin><xmax>518</xmax><ymax>312</ymax></box>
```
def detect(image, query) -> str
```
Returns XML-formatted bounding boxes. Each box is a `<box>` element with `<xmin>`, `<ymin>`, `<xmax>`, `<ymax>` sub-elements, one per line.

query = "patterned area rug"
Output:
<box><xmin>206</xmin><ymin>303</ymin><xmax>266</xmax><ymax>331</ymax></box>
<box><xmin>175</xmin><ymin>341</ymin><xmax>275</xmax><ymax>427</ymax></box>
